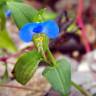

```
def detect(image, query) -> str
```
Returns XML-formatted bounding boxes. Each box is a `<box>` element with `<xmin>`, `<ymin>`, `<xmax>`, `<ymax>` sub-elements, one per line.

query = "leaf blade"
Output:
<box><xmin>0</xmin><ymin>30</ymin><xmax>17</xmax><ymax>52</ymax></box>
<box><xmin>43</xmin><ymin>58</ymin><xmax>71</xmax><ymax>95</ymax></box>
<box><xmin>13</xmin><ymin>50</ymin><xmax>42</xmax><ymax>85</ymax></box>
<box><xmin>7</xmin><ymin>2</ymin><xmax>38</xmax><ymax>29</ymax></box>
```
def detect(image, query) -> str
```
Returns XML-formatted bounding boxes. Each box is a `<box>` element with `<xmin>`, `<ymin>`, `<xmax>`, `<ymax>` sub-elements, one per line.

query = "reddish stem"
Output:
<box><xmin>76</xmin><ymin>0</ymin><xmax>91</xmax><ymax>52</ymax></box>
<box><xmin>0</xmin><ymin>45</ymin><xmax>34</xmax><ymax>63</ymax></box>
<box><xmin>0</xmin><ymin>57</ymin><xmax>7</xmax><ymax>62</ymax></box>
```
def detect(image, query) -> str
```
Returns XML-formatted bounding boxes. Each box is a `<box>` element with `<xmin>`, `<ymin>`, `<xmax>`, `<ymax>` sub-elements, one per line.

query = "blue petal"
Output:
<box><xmin>33</xmin><ymin>24</ymin><xmax>43</xmax><ymax>33</ymax></box>
<box><xmin>19</xmin><ymin>23</ymin><xmax>38</xmax><ymax>42</ymax></box>
<box><xmin>5</xmin><ymin>10</ymin><xmax>11</xmax><ymax>17</ymax></box>
<box><xmin>41</xmin><ymin>20</ymin><xmax>59</xmax><ymax>39</ymax></box>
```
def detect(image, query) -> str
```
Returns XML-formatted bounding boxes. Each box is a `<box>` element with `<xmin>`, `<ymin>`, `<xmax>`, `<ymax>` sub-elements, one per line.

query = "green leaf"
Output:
<box><xmin>7</xmin><ymin>2</ymin><xmax>38</xmax><ymax>29</ymax></box>
<box><xmin>33</xmin><ymin>9</ymin><xmax>57</xmax><ymax>22</ymax></box>
<box><xmin>0</xmin><ymin>30</ymin><xmax>17</xmax><ymax>53</ymax></box>
<box><xmin>0</xmin><ymin>0</ymin><xmax>22</xmax><ymax>7</ymax></box>
<box><xmin>0</xmin><ymin>9</ymin><xmax>6</xmax><ymax>30</ymax></box>
<box><xmin>33</xmin><ymin>34</ymin><xmax>49</xmax><ymax>52</ymax></box>
<box><xmin>41</xmin><ymin>10</ymin><xmax>57</xmax><ymax>21</ymax></box>
<box><xmin>43</xmin><ymin>58</ymin><xmax>71</xmax><ymax>95</ymax></box>
<box><xmin>67</xmin><ymin>23</ymin><xmax>77</xmax><ymax>32</ymax></box>
<box><xmin>14</xmin><ymin>0</ymin><xmax>23</xmax><ymax>2</ymax></box>
<box><xmin>0</xmin><ymin>0</ymin><xmax>22</xmax><ymax>3</ymax></box>
<box><xmin>13</xmin><ymin>50</ymin><xmax>43</xmax><ymax>85</ymax></box>
<box><xmin>0</xmin><ymin>0</ymin><xmax>6</xmax><ymax>4</ymax></box>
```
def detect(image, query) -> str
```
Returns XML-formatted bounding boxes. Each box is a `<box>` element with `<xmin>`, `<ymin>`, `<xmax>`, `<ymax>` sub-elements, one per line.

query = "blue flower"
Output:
<box><xmin>19</xmin><ymin>20</ymin><xmax>59</xmax><ymax>42</ymax></box>
<box><xmin>5</xmin><ymin>10</ymin><xmax>11</xmax><ymax>17</ymax></box>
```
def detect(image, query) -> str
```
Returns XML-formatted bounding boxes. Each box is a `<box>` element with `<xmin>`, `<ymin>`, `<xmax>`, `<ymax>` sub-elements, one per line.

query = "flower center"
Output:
<box><xmin>33</xmin><ymin>25</ymin><xmax>43</xmax><ymax>33</ymax></box>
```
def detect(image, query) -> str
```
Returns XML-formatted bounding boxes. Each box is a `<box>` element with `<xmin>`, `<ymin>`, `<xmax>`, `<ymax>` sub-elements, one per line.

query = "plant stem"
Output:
<box><xmin>2</xmin><ymin>62</ymin><xmax>9</xmax><ymax>82</ymax></box>
<box><xmin>47</xmin><ymin>48</ymin><xmax>57</xmax><ymax>66</ymax></box>
<box><xmin>40</xmin><ymin>47</ymin><xmax>49</xmax><ymax>63</ymax></box>
<box><xmin>71</xmin><ymin>81</ymin><xmax>92</xmax><ymax>96</ymax></box>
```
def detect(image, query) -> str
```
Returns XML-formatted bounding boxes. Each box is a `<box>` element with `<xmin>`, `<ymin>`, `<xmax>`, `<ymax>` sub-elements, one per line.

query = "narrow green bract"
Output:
<box><xmin>33</xmin><ymin>34</ymin><xmax>49</xmax><ymax>52</ymax></box>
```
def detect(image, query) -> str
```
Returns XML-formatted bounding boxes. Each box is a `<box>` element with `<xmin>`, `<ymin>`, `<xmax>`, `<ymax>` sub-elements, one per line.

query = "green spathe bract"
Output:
<box><xmin>13</xmin><ymin>50</ymin><xmax>43</xmax><ymax>85</ymax></box>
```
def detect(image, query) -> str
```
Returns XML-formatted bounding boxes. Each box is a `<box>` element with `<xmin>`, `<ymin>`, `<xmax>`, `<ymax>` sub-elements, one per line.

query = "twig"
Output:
<box><xmin>71</xmin><ymin>81</ymin><xmax>92</xmax><ymax>96</ymax></box>
<box><xmin>0</xmin><ymin>45</ymin><xmax>34</xmax><ymax>64</ymax></box>
<box><xmin>0</xmin><ymin>84</ymin><xmax>33</xmax><ymax>91</ymax></box>
<box><xmin>76</xmin><ymin>0</ymin><xmax>91</xmax><ymax>52</ymax></box>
